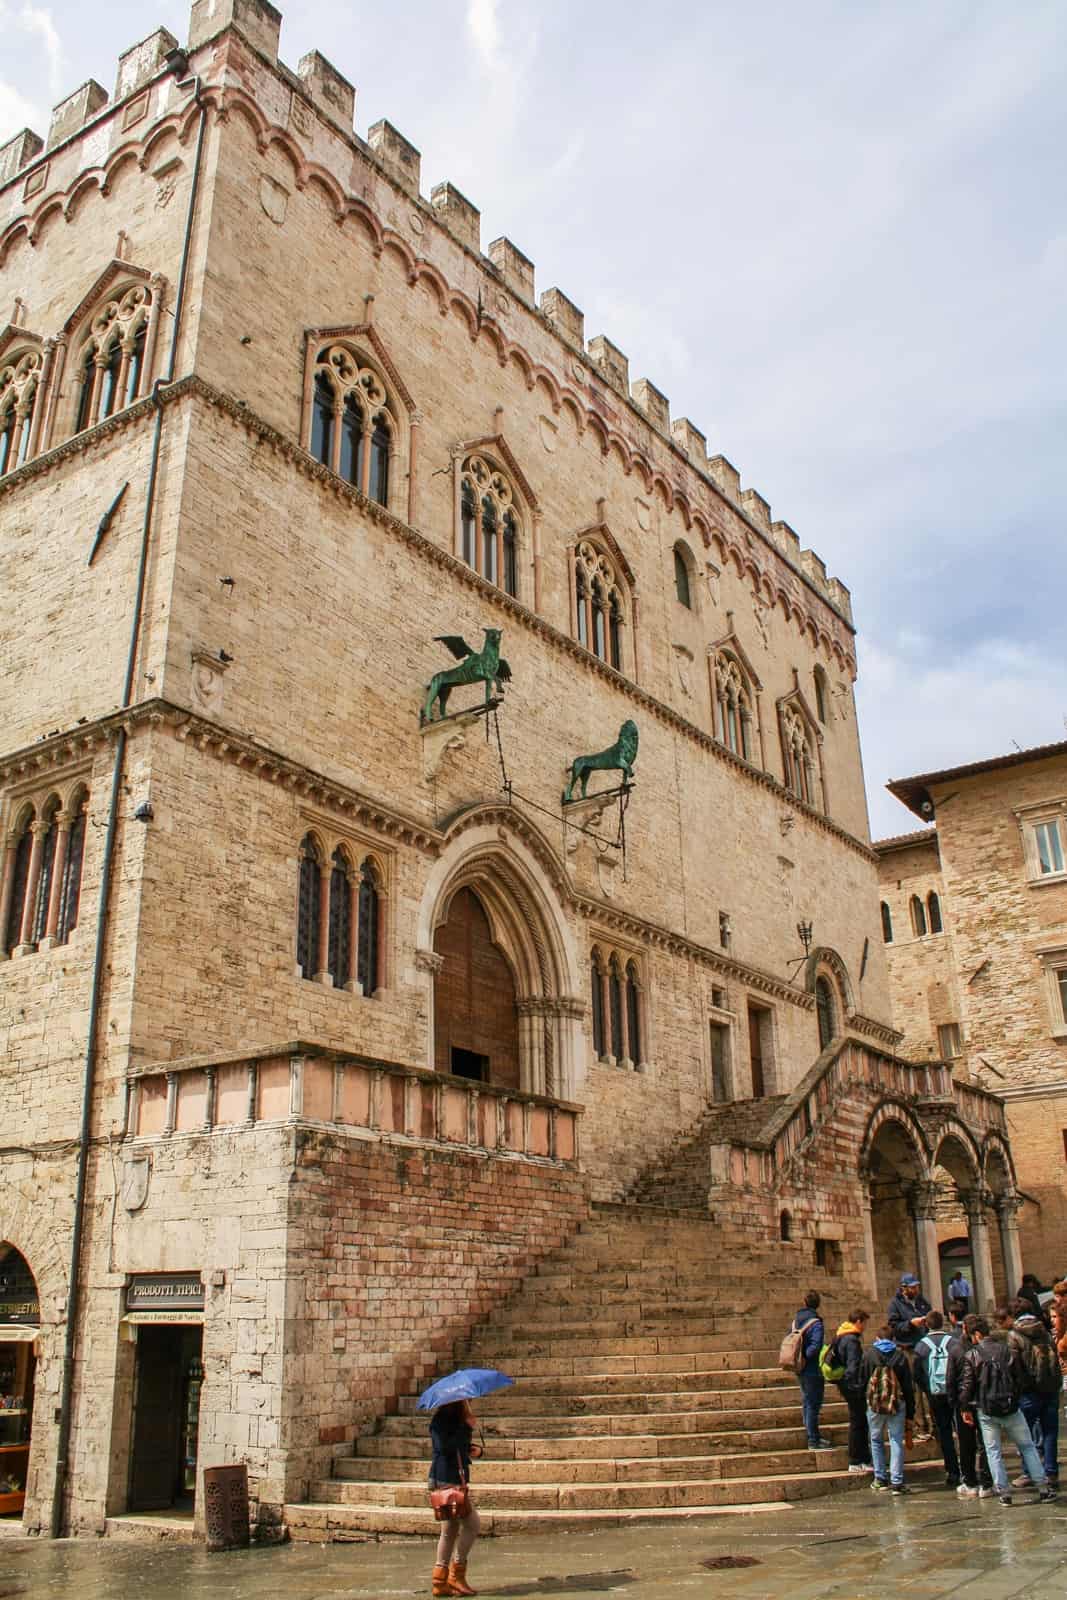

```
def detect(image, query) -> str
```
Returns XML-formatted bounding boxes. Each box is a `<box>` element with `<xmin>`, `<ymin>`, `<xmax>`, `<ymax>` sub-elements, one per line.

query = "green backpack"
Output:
<box><xmin>819</xmin><ymin>1338</ymin><xmax>846</xmax><ymax>1382</ymax></box>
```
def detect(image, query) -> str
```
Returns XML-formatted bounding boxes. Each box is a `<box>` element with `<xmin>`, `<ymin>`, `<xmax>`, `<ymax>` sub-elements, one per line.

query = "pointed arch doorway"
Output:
<box><xmin>433</xmin><ymin>886</ymin><xmax>520</xmax><ymax>1087</ymax></box>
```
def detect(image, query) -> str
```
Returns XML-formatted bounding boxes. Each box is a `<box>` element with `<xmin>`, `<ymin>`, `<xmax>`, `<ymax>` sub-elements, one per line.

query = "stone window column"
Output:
<box><xmin>407</xmin><ymin>410</ymin><xmax>422</xmax><ymax>525</ymax></box>
<box><xmin>415</xmin><ymin>947</ymin><xmax>444</xmax><ymax>1071</ymax></box>
<box><xmin>314</xmin><ymin>857</ymin><xmax>332</xmax><ymax>984</ymax></box>
<box><xmin>0</xmin><ymin>834</ymin><xmax>17</xmax><ymax>959</ymax></box>
<box><xmin>961</xmin><ymin>1189</ymin><xmax>997</xmax><ymax>1312</ymax></box>
<box><xmin>15</xmin><ymin>819</ymin><xmax>48</xmax><ymax>954</ymax></box>
<box><xmin>908</xmin><ymin>1181</ymin><xmax>944</xmax><ymax>1311</ymax></box>
<box><xmin>994</xmin><ymin>1194</ymin><xmax>1025</xmax><ymax>1301</ymax></box>
<box><xmin>345</xmin><ymin>868</ymin><xmax>361</xmax><ymax>993</ymax></box>
<box><xmin>41</xmin><ymin>810</ymin><xmax>73</xmax><ymax>947</ymax></box>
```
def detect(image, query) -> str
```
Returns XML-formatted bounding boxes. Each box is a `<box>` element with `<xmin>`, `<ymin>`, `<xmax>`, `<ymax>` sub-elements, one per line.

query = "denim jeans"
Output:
<box><xmin>867</xmin><ymin>1404</ymin><xmax>907</xmax><ymax>1486</ymax></box>
<box><xmin>798</xmin><ymin>1369</ymin><xmax>825</xmax><ymax>1445</ymax></box>
<box><xmin>977</xmin><ymin>1408</ymin><xmax>1048</xmax><ymax>1496</ymax></box>
<box><xmin>1019</xmin><ymin>1391</ymin><xmax>1060</xmax><ymax>1481</ymax></box>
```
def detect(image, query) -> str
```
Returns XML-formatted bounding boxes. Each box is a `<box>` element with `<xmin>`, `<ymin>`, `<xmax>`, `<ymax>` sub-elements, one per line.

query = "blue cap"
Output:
<box><xmin>900</xmin><ymin>1273</ymin><xmax>920</xmax><ymax>1287</ymax></box>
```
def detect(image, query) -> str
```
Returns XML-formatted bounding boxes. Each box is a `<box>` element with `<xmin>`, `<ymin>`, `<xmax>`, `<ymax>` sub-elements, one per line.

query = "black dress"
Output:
<box><xmin>429</xmin><ymin>1414</ymin><xmax>473</xmax><ymax>1488</ymax></box>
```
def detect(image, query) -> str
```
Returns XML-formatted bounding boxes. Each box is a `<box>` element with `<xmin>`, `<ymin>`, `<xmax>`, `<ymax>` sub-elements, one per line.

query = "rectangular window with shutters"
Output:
<box><xmin>937</xmin><ymin>1022</ymin><xmax>962</xmax><ymax>1059</ymax></box>
<box><xmin>747</xmin><ymin>1003</ymin><xmax>773</xmax><ymax>1098</ymax></box>
<box><xmin>1017</xmin><ymin>805</ymin><xmax>1067</xmax><ymax>883</ymax></box>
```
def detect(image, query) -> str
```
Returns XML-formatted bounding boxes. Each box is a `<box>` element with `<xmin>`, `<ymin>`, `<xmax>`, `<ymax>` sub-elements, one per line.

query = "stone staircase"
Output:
<box><xmin>284</xmin><ymin>1201</ymin><xmax>941</xmax><ymax>1539</ymax></box>
<box><xmin>627</xmin><ymin>1098</ymin><xmax>788</xmax><ymax>1208</ymax></box>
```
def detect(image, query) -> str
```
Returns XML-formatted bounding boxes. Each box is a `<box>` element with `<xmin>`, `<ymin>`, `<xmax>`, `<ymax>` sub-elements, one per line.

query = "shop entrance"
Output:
<box><xmin>129</xmin><ymin>1325</ymin><xmax>203</xmax><ymax>1513</ymax></box>
<box><xmin>0</xmin><ymin>1245</ymin><xmax>39</xmax><ymax>1521</ymax></box>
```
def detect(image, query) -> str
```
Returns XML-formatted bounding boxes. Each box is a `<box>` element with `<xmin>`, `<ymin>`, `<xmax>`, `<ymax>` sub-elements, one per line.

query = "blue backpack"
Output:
<box><xmin>919</xmin><ymin>1332</ymin><xmax>952</xmax><ymax>1396</ymax></box>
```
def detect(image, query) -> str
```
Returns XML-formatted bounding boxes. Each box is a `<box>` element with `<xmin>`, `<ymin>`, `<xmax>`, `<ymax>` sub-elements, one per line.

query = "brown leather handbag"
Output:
<box><xmin>429</xmin><ymin>1455</ymin><xmax>471</xmax><ymax>1521</ymax></box>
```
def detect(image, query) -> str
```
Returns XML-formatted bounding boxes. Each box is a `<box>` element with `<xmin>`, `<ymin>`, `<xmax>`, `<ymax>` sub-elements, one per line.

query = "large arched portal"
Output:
<box><xmin>433</xmin><ymin>886</ymin><xmax>520</xmax><ymax>1087</ymax></box>
<box><xmin>0</xmin><ymin>1244</ymin><xmax>40</xmax><ymax>1521</ymax></box>
<box><xmin>862</xmin><ymin>1109</ymin><xmax>931</xmax><ymax>1305</ymax></box>
<box><xmin>418</xmin><ymin>818</ymin><xmax>584</xmax><ymax>1100</ymax></box>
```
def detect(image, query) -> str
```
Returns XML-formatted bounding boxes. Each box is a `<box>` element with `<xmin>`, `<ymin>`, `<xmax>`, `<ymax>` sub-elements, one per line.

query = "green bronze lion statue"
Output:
<box><xmin>563</xmin><ymin>720</ymin><xmax>639</xmax><ymax>804</ymax></box>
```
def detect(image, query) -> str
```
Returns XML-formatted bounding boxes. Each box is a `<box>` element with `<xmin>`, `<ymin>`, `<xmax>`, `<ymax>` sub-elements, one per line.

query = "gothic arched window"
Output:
<box><xmin>56</xmin><ymin>795</ymin><xmax>87</xmax><ymax>944</ymax></box>
<box><xmin>590</xmin><ymin>948</ymin><xmax>606</xmax><ymax>1058</ymax></box>
<box><xmin>0</xmin><ymin>348</ymin><xmax>43</xmax><ymax>476</ymax></box>
<box><xmin>625</xmin><ymin>960</ymin><xmax>644</xmax><ymax>1067</ymax></box>
<box><xmin>910</xmin><ymin>895</ymin><xmax>927</xmax><ymax>938</ymax></box>
<box><xmin>327</xmin><ymin>847</ymin><xmax>353</xmax><ymax>987</ymax></box>
<box><xmin>880</xmin><ymin>901</ymin><xmax>893</xmax><ymax>943</ymax></box>
<box><xmin>309</xmin><ymin>344</ymin><xmax>396</xmax><ymax>508</ymax></box>
<box><xmin>460</xmin><ymin>454</ymin><xmax>521</xmax><ymax>598</ymax></box>
<box><xmin>297</xmin><ymin>835</ymin><xmax>323</xmax><ymax>980</ymax></box>
<box><xmin>927</xmin><ymin>892</ymin><xmax>943</xmax><ymax>934</ymax></box>
<box><xmin>72</xmin><ymin>283</ymin><xmax>153</xmax><ymax>434</ymax></box>
<box><xmin>712</xmin><ymin>653</ymin><xmax>755</xmax><ymax>762</ymax></box>
<box><xmin>673</xmin><ymin>544</ymin><xmax>693</xmax><ymax>609</ymax></box>
<box><xmin>815</xmin><ymin>975</ymin><xmax>836</xmax><ymax>1049</ymax></box>
<box><xmin>573</xmin><ymin>541</ymin><xmax>629</xmax><ymax>671</ymax></box>
<box><xmin>357</xmin><ymin>858</ymin><xmax>381</xmax><ymax>996</ymax></box>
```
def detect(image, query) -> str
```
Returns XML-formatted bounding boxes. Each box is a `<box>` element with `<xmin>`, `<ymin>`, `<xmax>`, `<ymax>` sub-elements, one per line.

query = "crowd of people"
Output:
<box><xmin>790</xmin><ymin>1272</ymin><xmax>1067</xmax><ymax>1504</ymax></box>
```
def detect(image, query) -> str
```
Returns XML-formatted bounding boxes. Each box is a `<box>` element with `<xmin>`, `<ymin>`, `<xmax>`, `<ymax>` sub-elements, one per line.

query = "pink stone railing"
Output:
<box><xmin>126</xmin><ymin>1043</ymin><xmax>580</xmax><ymax>1167</ymax></box>
<box><xmin>708</xmin><ymin>1034</ymin><xmax>1006</xmax><ymax>1188</ymax></box>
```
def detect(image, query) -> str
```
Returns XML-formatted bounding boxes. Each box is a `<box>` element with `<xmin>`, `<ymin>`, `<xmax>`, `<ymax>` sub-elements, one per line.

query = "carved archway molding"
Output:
<box><xmin>416</xmin><ymin>814</ymin><xmax>584</xmax><ymax>1099</ymax></box>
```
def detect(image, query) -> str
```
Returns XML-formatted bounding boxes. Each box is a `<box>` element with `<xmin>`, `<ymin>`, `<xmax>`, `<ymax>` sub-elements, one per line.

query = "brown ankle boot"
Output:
<box><xmin>447</xmin><ymin>1562</ymin><xmax>478</xmax><ymax>1597</ymax></box>
<box><xmin>432</xmin><ymin>1563</ymin><xmax>450</xmax><ymax>1596</ymax></box>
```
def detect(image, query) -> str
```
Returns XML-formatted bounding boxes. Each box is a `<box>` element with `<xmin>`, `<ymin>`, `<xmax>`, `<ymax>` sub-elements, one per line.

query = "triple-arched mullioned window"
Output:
<box><xmin>712</xmin><ymin>652</ymin><xmax>756</xmax><ymax>762</ymax></box>
<box><xmin>460</xmin><ymin>453</ymin><xmax>520</xmax><ymax>597</ymax></box>
<box><xmin>1</xmin><ymin>784</ymin><xmax>89</xmax><ymax>957</ymax></box>
<box><xmin>590</xmin><ymin>944</ymin><xmax>645</xmax><ymax>1068</ymax></box>
<box><xmin>572</xmin><ymin>539</ymin><xmax>632</xmax><ymax>672</ymax></box>
<box><xmin>0</xmin><ymin>347</ymin><xmax>44</xmax><ymax>476</ymax></box>
<box><xmin>296</xmin><ymin>833</ymin><xmax>385</xmax><ymax>995</ymax></box>
<box><xmin>308</xmin><ymin>343</ymin><xmax>396</xmax><ymax>508</ymax></box>
<box><xmin>72</xmin><ymin>282</ymin><xmax>154</xmax><ymax>434</ymax></box>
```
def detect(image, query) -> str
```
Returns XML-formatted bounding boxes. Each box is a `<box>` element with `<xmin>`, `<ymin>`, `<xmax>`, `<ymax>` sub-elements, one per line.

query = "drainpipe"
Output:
<box><xmin>50</xmin><ymin>66</ymin><xmax>208</xmax><ymax>1541</ymax></box>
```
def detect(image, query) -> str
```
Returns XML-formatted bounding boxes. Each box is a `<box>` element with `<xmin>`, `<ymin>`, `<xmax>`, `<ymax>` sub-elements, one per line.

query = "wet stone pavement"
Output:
<box><xmin>1</xmin><ymin>1486</ymin><xmax>1066</xmax><ymax>1599</ymax></box>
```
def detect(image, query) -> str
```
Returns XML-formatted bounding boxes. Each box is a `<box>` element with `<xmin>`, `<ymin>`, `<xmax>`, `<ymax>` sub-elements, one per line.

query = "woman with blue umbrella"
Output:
<box><xmin>420</xmin><ymin>1367</ymin><xmax>513</xmax><ymax>1597</ymax></box>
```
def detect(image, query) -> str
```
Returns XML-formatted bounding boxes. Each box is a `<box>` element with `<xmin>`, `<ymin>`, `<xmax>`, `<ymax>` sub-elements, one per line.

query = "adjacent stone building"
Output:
<box><xmin>0</xmin><ymin>0</ymin><xmax>1019</xmax><ymax>1539</ymax></box>
<box><xmin>877</xmin><ymin>741</ymin><xmax>1067</xmax><ymax>1289</ymax></box>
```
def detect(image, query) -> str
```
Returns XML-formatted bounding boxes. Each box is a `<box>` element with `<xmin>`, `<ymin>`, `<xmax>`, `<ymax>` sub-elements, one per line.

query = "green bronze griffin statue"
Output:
<box><xmin>422</xmin><ymin>628</ymin><xmax>513</xmax><ymax>722</ymax></box>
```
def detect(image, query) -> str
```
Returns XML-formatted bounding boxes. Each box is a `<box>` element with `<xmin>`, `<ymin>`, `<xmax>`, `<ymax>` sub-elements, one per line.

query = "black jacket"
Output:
<box><xmin>956</xmin><ymin>1333</ymin><xmax>1025</xmax><ymax>1415</ymax></box>
<box><xmin>835</xmin><ymin>1327</ymin><xmax>866</xmax><ymax>1397</ymax></box>
<box><xmin>887</xmin><ymin>1289</ymin><xmax>932</xmax><ymax>1349</ymax></box>
<box><xmin>429</xmin><ymin>1414</ymin><xmax>473</xmax><ymax>1486</ymax></box>
<box><xmin>945</xmin><ymin>1337</ymin><xmax>971</xmax><ymax>1409</ymax></box>
<box><xmin>860</xmin><ymin>1343</ymin><xmax>916</xmax><ymax>1419</ymax></box>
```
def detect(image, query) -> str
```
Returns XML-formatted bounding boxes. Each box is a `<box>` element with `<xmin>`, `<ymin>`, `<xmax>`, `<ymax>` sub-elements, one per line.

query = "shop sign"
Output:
<box><xmin>0</xmin><ymin>1257</ymin><xmax>39</xmax><ymax>1327</ymax></box>
<box><xmin>125</xmin><ymin>1273</ymin><xmax>205</xmax><ymax>1323</ymax></box>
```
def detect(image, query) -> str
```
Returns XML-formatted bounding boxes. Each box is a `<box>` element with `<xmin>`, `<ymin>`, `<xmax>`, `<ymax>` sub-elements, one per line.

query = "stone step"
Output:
<box><xmin>299</xmin><ymin>1453</ymin><xmax>943</xmax><ymax>1519</ymax></box>
<box><xmin>400</xmin><ymin>1381</ymin><xmax>816</xmax><ymax>1419</ymax></box>
<box><xmin>376</xmin><ymin>1398</ymin><xmax>849</xmax><ymax>1438</ymax></box>
<box><xmin>452</xmin><ymin>1331</ymin><xmax>801</xmax><ymax>1360</ymax></box>
<box><xmin>349</xmin><ymin>1422</ymin><xmax>846</xmax><ymax>1466</ymax></box>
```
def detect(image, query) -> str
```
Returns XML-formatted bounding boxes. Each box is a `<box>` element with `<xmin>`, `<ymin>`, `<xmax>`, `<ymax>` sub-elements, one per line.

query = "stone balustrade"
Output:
<box><xmin>125</xmin><ymin>1043</ymin><xmax>580</xmax><ymax>1167</ymax></box>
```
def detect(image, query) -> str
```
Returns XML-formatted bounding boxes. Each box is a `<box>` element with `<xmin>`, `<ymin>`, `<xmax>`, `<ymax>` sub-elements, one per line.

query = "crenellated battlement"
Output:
<box><xmin>0</xmin><ymin>0</ymin><xmax>851</xmax><ymax>625</ymax></box>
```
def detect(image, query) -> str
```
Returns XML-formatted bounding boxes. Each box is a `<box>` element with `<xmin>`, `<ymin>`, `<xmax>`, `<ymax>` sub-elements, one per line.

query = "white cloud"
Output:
<box><xmin>18</xmin><ymin>4</ymin><xmax>63</xmax><ymax>96</ymax></box>
<box><xmin>0</xmin><ymin>78</ymin><xmax>42</xmax><ymax>135</ymax></box>
<box><xmin>858</xmin><ymin>634</ymin><xmax>1067</xmax><ymax>839</ymax></box>
<box><xmin>466</xmin><ymin>0</ymin><xmax>500</xmax><ymax>70</ymax></box>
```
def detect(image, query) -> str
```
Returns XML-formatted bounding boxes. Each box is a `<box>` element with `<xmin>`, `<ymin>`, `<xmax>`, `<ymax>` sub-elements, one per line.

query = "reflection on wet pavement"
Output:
<box><xmin>0</xmin><ymin>1482</ymin><xmax>1065</xmax><ymax>1598</ymax></box>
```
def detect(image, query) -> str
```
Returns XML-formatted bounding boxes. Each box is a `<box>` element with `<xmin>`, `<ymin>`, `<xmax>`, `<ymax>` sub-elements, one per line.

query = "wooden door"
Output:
<box><xmin>130</xmin><ymin>1326</ymin><xmax>183</xmax><ymax>1510</ymax></box>
<box><xmin>433</xmin><ymin>888</ymin><xmax>520</xmax><ymax>1088</ymax></box>
<box><xmin>747</xmin><ymin>1005</ymin><xmax>766</xmax><ymax>1099</ymax></box>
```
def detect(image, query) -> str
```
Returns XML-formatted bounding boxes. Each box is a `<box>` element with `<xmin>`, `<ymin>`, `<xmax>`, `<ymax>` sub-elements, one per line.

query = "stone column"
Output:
<box><xmin>908</xmin><ymin>1181</ymin><xmax>944</xmax><ymax>1311</ymax></box>
<box><xmin>962</xmin><ymin>1190</ymin><xmax>997</xmax><ymax>1313</ymax></box>
<box><xmin>995</xmin><ymin>1195</ymin><xmax>1025</xmax><ymax>1302</ymax></box>
<box><xmin>41</xmin><ymin>811</ymin><xmax>72</xmax><ymax>947</ymax></box>
<box><xmin>414</xmin><ymin>948</ymin><xmax>444</xmax><ymax>1071</ymax></box>
<box><xmin>407</xmin><ymin>410</ymin><xmax>422</xmax><ymax>526</ymax></box>
<box><xmin>314</xmin><ymin>860</ymin><xmax>332</xmax><ymax>984</ymax></box>
<box><xmin>858</xmin><ymin>1166</ymin><xmax>879</xmax><ymax>1300</ymax></box>
<box><xmin>0</xmin><ymin>835</ymin><xmax>17</xmax><ymax>958</ymax></box>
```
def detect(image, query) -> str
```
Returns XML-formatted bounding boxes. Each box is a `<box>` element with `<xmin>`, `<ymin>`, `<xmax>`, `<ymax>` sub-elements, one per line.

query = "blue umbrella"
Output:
<box><xmin>416</xmin><ymin>1367</ymin><xmax>514</xmax><ymax>1411</ymax></box>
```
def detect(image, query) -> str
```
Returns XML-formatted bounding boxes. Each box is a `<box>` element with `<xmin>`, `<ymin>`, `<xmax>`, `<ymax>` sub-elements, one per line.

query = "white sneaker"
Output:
<box><xmin>956</xmin><ymin>1484</ymin><xmax>978</xmax><ymax>1498</ymax></box>
<box><xmin>977</xmin><ymin>1487</ymin><xmax>993</xmax><ymax>1498</ymax></box>
<box><xmin>848</xmin><ymin>1464</ymin><xmax>869</xmax><ymax>1474</ymax></box>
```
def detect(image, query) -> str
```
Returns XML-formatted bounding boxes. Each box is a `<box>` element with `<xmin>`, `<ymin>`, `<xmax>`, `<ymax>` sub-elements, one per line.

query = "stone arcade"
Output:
<box><xmin>0</xmin><ymin>0</ymin><xmax>1019</xmax><ymax>1539</ymax></box>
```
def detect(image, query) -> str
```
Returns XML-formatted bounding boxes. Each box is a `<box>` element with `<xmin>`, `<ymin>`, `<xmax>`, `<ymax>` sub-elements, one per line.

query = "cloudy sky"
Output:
<box><xmin>4</xmin><ymin>1</ymin><xmax>1065</xmax><ymax>837</ymax></box>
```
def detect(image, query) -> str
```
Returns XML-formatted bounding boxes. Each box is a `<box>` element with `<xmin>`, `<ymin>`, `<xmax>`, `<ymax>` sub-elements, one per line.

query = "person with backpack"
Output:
<box><xmin>830</xmin><ymin>1309</ymin><xmax>872</xmax><ymax>1471</ymax></box>
<box><xmin>861</xmin><ymin>1324</ymin><xmax>915</xmax><ymax>1493</ymax></box>
<box><xmin>1010</xmin><ymin>1304</ymin><xmax>1061</xmax><ymax>1491</ymax></box>
<box><xmin>946</xmin><ymin>1313</ymin><xmax>993</xmax><ymax>1498</ymax></box>
<box><xmin>792</xmin><ymin>1290</ymin><xmax>833</xmax><ymax>1450</ymax></box>
<box><xmin>956</xmin><ymin>1314</ymin><xmax>1057</xmax><ymax>1506</ymax></box>
<box><xmin>914</xmin><ymin>1310</ymin><xmax>961</xmax><ymax>1487</ymax></box>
